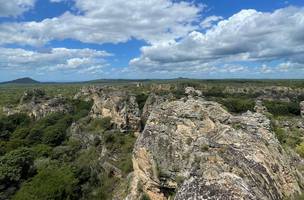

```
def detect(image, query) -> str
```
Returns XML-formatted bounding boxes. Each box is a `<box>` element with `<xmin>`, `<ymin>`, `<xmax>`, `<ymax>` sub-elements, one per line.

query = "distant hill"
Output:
<box><xmin>1</xmin><ymin>77</ymin><xmax>40</xmax><ymax>84</ymax></box>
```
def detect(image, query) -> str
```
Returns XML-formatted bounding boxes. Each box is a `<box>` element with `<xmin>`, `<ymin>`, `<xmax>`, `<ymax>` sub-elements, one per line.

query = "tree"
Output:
<box><xmin>0</xmin><ymin>148</ymin><xmax>35</xmax><ymax>188</ymax></box>
<box><xmin>13</xmin><ymin>164</ymin><xmax>78</xmax><ymax>200</ymax></box>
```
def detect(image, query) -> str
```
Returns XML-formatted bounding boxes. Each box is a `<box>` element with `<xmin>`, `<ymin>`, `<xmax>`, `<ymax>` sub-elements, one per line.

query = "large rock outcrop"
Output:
<box><xmin>3</xmin><ymin>89</ymin><xmax>72</xmax><ymax>119</ymax></box>
<box><xmin>75</xmin><ymin>86</ymin><xmax>141</xmax><ymax>133</ymax></box>
<box><xmin>130</xmin><ymin>94</ymin><xmax>303</xmax><ymax>200</ymax></box>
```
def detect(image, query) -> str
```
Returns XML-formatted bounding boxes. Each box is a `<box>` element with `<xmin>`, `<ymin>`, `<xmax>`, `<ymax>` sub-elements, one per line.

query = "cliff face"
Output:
<box><xmin>75</xmin><ymin>86</ymin><xmax>141</xmax><ymax>133</ymax></box>
<box><xmin>130</xmin><ymin>94</ymin><xmax>303</xmax><ymax>200</ymax></box>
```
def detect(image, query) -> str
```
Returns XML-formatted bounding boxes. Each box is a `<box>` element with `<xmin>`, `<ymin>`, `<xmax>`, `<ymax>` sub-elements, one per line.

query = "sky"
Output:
<box><xmin>0</xmin><ymin>0</ymin><xmax>304</xmax><ymax>81</ymax></box>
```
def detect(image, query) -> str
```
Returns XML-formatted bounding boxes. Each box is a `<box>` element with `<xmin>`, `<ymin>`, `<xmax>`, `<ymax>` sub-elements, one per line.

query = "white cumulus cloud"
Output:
<box><xmin>0</xmin><ymin>0</ymin><xmax>202</xmax><ymax>46</ymax></box>
<box><xmin>0</xmin><ymin>47</ymin><xmax>111</xmax><ymax>74</ymax></box>
<box><xmin>130</xmin><ymin>7</ymin><xmax>304</xmax><ymax>74</ymax></box>
<box><xmin>0</xmin><ymin>0</ymin><xmax>36</xmax><ymax>17</ymax></box>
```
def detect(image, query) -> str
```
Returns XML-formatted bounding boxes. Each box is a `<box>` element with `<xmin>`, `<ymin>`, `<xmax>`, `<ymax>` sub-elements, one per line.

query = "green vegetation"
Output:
<box><xmin>0</xmin><ymin>96</ymin><xmax>94</xmax><ymax>199</ymax></box>
<box><xmin>141</xmin><ymin>193</ymin><xmax>151</xmax><ymax>200</ymax></box>
<box><xmin>13</xmin><ymin>164</ymin><xmax>78</xmax><ymax>200</ymax></box>
<box><xmin>136</xmin><ymin>93</ymin><xmax>149</xmax><ymax>110</ymax></box>
<box><xmin>1</xmin><ymin>80</ymin><xmax>304</xmax><ymax>199</ymax></box>
<box><xmin>0</xmin><ymin>148</ymin><xmax>34</xmax><ymax>186</ymax></box>
<box><xmin>88</xmin><ymin>117</ymin><xmax>112</xmax><ymax>132</ymax></box>
<box><xmin>296</xmin><ymin>143</ymin><xmax>304</xmax><ymax>158</ymax></box>
<box><xmin>103</xmin><ymin>131</ymin><xmax>136</xmax><ymax>175</ymax></box>
<box><xmin>219</xmin><ymin>97</ymin><xmax>255</xmax><ymax>113</ymax></box>
<box><xmin>264</xmin><ymin>101</ymin><xmax>300</xmax><ymax>116</ymax></box>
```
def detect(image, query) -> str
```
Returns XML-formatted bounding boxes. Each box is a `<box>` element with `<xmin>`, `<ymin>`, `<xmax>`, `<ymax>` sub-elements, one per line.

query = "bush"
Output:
<box><xmin>220</xmin><ymin>98</ymin><xmax>255</xmax><ymax>113</ymax></box>
<box><xmin>296</xmin><ymin>143</ymin><xmax>304</xmax><ymax>158</ymax></box>
<box><xmin>13</xmin><ymin>164</ymin><xmax>78</xmax><ymax>200</ymax></box>
<box><xmin>89</xmin><ymin>117</ymin><xmax>112</xmax><ymax>132</ymax></box>
<box><xmin>264</xmin><ymin>101</ymin><xmax>300</xmax><ymax>116</ymax></box>
<box><xmin>0</xmin><ymin>113</ymin><xmax>31</xmax><ymax>140</ymax></box>
<box><xmin>7</xmin><ymin>113</ymin><xmax>31</xmax><ymax>128</ymax></box>
<box><xmin>136</xmin><ymin>93</ymin><xmax>149</xmax><ymax>110</ymax></box>
<box><xmin>31</xmin><ymin>144</ymin><xmax>52</xmax><ymax>158</ymax></box>
<box><xmin>141</xmin><ymin>193</ymin><xmax>151</xmax><ymax>200</ymax></box>
<box><xmin>103</xmin><ymin>132</ymin><xmax>136</xmax><ymax>175</ymax></box>
<box><xmin>11</xmin><ymin>127</ymin><xmax>31</xmax><ymax>139</ymax></box>
<box><xmin>71</xmin><ymin>100</ymin><xmax>93</xmax><ymax>120</ymax></box>
<box><xmin>0</xmin><ymin>140</ymin><xmax>27</xmax><ymax>156</ymax></box>
<box><xmin>0</xmin><ymin>148</ymin><xmax>35</xmax><ymax>187</ymax></box>
<box><xmin>26</xmin><ymin>127</ymin><xmax>43</xmax><ymax>144</ymax></box>
<box><xmin>274</xmin><ymin>127</ymin><xmax>287</xmax><ymax>144</ymax></box>
<box><xmin>42</xmin><ymin>123</ymin><xmax>67</xmax><ymax>146</ymax></box>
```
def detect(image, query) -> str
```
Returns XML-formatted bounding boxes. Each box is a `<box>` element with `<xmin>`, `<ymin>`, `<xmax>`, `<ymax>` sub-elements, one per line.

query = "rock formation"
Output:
<box><xmin>141</xmin><ymin>93</ymin><xmax>175</xmax><ymax>124</ymax></box>
<box><xmin>185</xmin><ymin>87</ymin><xmax>203</xmax><ymax>97</ymax></box>
<box><xmin>129</xmin><ymin>90</ymin><xmax>303</xmax><ymax>200</ymax></box>
<box><xmin>3</xmin><ymin>89</ymin><xmax>72</xmax><ymax>119</ymax></box>
<box><xmin>300</xmin><ymin>101</ymin><xmax>304</xmax><ymax>118</ymax></box>
<box><xmin>75</xmin><ymin>86</ymin><xmax>141</xmax><ymax>133</ymax></box>
<box><xmin>254</xmin><ymin>99</ymin><xmax>268</xmax><ymax>114</ymax></box>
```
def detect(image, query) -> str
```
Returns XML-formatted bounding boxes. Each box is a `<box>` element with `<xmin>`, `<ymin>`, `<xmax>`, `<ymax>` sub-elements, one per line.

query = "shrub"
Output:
<box><xmin>296</xmin><ymin>143</ymin><xmax>304</xmax><ymax>158</ymax></box>
<box><xmin>31</xmin><ymin>144</ymin><xmax>52</xmax><ymax>158</ymax></box>
<box><xmin>13</xmin><ymin>164</ymin><xmax>78</xmax><ymax>200</ymax></box>
<box><xmin>141</xmin><ymin>193</ymin><xmax>151</xmax><ymax>200</ymax></box>
<box><xmin>0</xmin><ymin>140</ymin><xmax>27</xmax><ymax>156</ymax></box>
<box><xmin>220</xmin><ymin>98</ymin><xmax>255</xmax><ymax>113</ymax></box>
<box><xmin>26</xmin><ymin>127</ymin><xmax>43</xmax><ymax>144</ymax></box>
<box><xmin>71</xmin><ymin>100</ymin><xmax>93</xmax><ymax>120</ymax></box>
<box><xmin>0</xmin><ymin>113</ymin><xmax>31</xmax><ymax>140</ymax></box>
<box><xmin>0</xmin><ymin>148</ymin><xmax>35</xmax><ymax>187</ymax></box>
<box><xmin>264</xmin><ymin>101</ymin><xmax>300</xmax><ymax>116</ymax></box>
<box><xmin>42</xmin><ymin>123</ymin><xmax>67</xmax><ymax>146</ymax></box>
<box><xmin>274</xmin><ymin>127</ymin><xmax>287</xmax><ymax>144</ymax></box>
<box><xmin>136</xmin><ymin>93</ymin><xmax>149</xmax><ymax>110</ymax></box>
<box><xmin>11</xmin><ymin>127</ymin><xmax>31</xmax><ymax>139</ymax></box>
<box><xmin>88</xmin><ymin>117</ymin><xmax>112</xmax><ymax>133</ymax></box>
<box><xmin>7</xmin><ymin>113</ymin><xmax>31</xmax><ymax>128</ymax></box>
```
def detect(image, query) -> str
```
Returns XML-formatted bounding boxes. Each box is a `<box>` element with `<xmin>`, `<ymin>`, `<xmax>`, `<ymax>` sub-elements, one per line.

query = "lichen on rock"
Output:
<box><xmin>130</xmin><ymin>90</ymin><xmax>304</xmax><ymax>200</ymax></box>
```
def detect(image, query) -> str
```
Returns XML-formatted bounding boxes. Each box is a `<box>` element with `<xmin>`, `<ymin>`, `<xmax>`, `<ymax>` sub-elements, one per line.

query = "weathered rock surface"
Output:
<box><xmin>75</xmin><ymin>86</ymin><xmax>141</xmax><ymax>132</ymax></box>
<box><xmin>185</xmin><ymin>87</ymin><xmax>203</xmax><ymax>97</ymax></box>
<box><xmin>300</xmin><ymin>101</ymin><xmax>304</xmax><ymax>118</ymax></box>
<box><xmin>3</xmin><ymin>89</ymin><xmax>72</xmax><ymax>119</ymax></box>
<box><xmin>223</xmin><ymin>86</ymin><xmax>304</xmax><ymax>101</ymax></box>
<box><xmin>254</xmin><ymin>99</ymin><xmax>268</xmax><ymax>114</ymax></box>
<box><xmin>141</xmin><ymin>93</ymin><xmax>174</xmax><ymax>124</ymax></box>
<box><xmin>130</xmin><ymin>94</ymin><xmax>303</xmax><ymax>199</ymax></box>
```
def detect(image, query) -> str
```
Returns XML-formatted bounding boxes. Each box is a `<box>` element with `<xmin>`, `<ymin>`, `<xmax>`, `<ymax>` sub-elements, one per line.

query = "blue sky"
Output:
<box><xmin>0</xmin><ymin>0</ymin><xmax>304</xmax><ymax>81</ymax></box>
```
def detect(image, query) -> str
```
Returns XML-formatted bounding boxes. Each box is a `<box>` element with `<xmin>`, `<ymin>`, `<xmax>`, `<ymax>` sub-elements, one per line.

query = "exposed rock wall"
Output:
<box><xmin>130</xmin><ymin>95</ymin><xmax>303</xmax><ymax>200</ymax></box>
<box><xmin>75</xmin><ymin>86</ymin><xmax>141</xmax><ymax>133</ymax></box>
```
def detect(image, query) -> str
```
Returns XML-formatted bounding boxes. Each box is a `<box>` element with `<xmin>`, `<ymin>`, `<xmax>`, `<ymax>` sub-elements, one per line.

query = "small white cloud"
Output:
<box><xmin>260</xmin><ymin>64</ymin><xmax>273</xmax><ymax>73</ymax></box>
<box><xmin>200</xmin><ymin>15</ymin><xmax>223</xmax><ymax>29</ymax></box>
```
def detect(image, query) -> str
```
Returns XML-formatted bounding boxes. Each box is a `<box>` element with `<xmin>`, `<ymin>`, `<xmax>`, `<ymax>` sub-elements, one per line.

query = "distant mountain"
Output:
<box><xmin>1</xmin><ymin>77</ymin><xmax>40</xmax><ymax>84</ymax></box>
